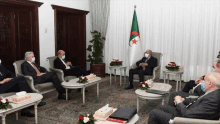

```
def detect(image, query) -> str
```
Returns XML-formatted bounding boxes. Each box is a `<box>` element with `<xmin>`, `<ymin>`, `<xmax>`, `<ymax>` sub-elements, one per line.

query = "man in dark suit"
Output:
<box><xmin>126</xmin><ymin>49</ymin><xmax>157</xmax><ymax>89</ymax></box>
<box><xmin>21</xmin><ymin>51</ymin><xmax>68</xmax><ymax>100</ymax></box>
<box><xmin>54</xmin><ymin>50</ymin><xmax>87</xmax><ymax>77</ymax></box>
<box><xmin>182</xmin><ymin>60</ymin><xmax>220</xmax><ymax>93</ymax></box>
<box><xmin>148</xmin><ymin>72</ymin><xmax>220</xmax><ymax>124</ymax></box>
<box><xmin>0</xmin><ymin>63</ymin><xmax>41</xmax><ymax>117</ymax></box>
<box><xmin>167</xmin><ymin>76</ymin><xmax>205</xmax><ymax>107</ymax></box>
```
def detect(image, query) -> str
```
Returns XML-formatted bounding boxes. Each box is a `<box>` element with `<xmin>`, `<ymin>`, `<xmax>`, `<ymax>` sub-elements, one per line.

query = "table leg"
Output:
<box><xmin>167</xmin><ymin>74</ymin><xmax>170</xmax><ymax>84</ymax></box>
<box><xmin>137</xmin><ymin>97</ymin><xmax>139</xmax><ymax>113</ymax></box>
<box><xmin>66</xmin><ymin>88</ymin><xmax>68</xmax><ymax>101</ymax></box>
<box><xmin>120</xmin><ymin>69</ymin><xmax>122</xmax><ymax>86</ymax></box>
<box><xmin>2</xmin><ymin>113</ymin><xmax>6</xmax><ymax>124</ymax></box>
<box><xmin>179</xmin><ymin>74</ymin><xmax>182</xmax><ymax>91</ymax></box>
<box><xmin>97</xmin><ymin>83</ymin><xmax>99</xmax><ymax>97</ymax></box>
<box><xmin>16</xmin><ymin>112</ymin><xmax>18</xmax><ymax>120</ymax></box>
<box><xmin>114</xmin><ymin>69</ymin><xmax>116</xmax><ymax>83</ymax></box>
<box><xmin>83</xmin><ymin>87</ymin><xmax>85</xmax><ymax>105</ymax></box>
<box><xmin>35</xmin><ymin>103</ymin><xmax>38</xmax><ymax>124</ymax></box>
<box><xmin>124</xmin><ymin>68</ymin><xmax>126</xmax><ymax>84</ymax></box>
<box><xmin>110</xmin><ymin>68</ymin><xmax>112</xmax><ymax>85</ymax></box>
<box><xmin>176</xmin><ymin>74</ymin><xmax>179</xmax><ymax>92</ymax></box>
<box><xmin>164</xmin><ymin>72</ymin><xmax>166</xmax><ymax>84</ymax></box>
<box><xmin>162</xmin><ymin>98</ymin><xmax>164</xmax><ymax>105</ymax></box>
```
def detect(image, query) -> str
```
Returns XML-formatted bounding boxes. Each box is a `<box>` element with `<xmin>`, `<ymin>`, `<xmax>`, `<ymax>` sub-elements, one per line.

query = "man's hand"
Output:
<box><xmin>195</xmin><ymin>77</ymin><xmax>203</xmax><ymax>84</ymax></box>
<box><xmin>140</xmin><ymin>63</ymin><xmax>147</xmax><ymax>66</ymax></box>
<box><xmin>174</xmin><ymin>96</ymin><xmax>184</xmax><ymax>105</ymax></box>
<box><xmin>66</xmin><ymin>61</ymin><xmax>72</xmax><ymax>66</ymax></box>
<box><xmin>37</xmin><ymin>73</ymin><xmax>46</xmax><ymax>76</ymax></box>
<box><xmin>0</xmin><ymin>78</ymin><xmax>12</xmax><ymax>84</ymax></box>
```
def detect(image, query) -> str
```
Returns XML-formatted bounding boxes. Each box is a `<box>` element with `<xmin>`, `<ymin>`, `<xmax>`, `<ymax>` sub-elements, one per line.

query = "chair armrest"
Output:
<box><xmin>152</xmin><ymin>66</ymin><xmax>160</xmax><ymax>81</ymax></box>
<box><xmin>173</xmin><ymin>117</ymin><xmax>220</xmax><ymax>124</ymax></box>
<box><xmin>23</xmin><ymin>76</ymin><xmax>39</xmax><ymax>93</ymax></box>
<box><xmin>49</xmin><ymin>67</ymin><xmax>65</xmax><ymax>82</ymax></box>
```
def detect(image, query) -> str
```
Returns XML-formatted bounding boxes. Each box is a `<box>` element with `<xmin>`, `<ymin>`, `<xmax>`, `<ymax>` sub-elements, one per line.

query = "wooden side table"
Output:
<box><xmin>109</xmin><ymin>66</ymin><xmax>127</xmax><ymax>86</ymax></box>
<box><xmin>163</xmin><ymin>68</ymin><xmax>184</xmax><ymax>92</ymax></box>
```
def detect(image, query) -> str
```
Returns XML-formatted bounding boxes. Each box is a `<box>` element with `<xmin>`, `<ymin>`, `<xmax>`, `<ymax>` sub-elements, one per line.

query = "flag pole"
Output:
<box><xmin>134</xmin><ymin>5</ymin><xmax>136</xmax><ymax>10</ymax></box>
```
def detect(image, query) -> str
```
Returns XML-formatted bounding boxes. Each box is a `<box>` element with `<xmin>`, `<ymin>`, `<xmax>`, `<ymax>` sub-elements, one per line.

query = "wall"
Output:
<box><xmin>30</xmin><ymin>0</ymin><xmax>92</xmax><ymax>70</ymax></box>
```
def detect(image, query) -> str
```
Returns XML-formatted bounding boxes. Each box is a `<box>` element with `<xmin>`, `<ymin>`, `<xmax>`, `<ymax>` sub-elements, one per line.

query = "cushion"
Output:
<box><xmin>35</xmin><ymin>82</ymin><xmax>55</xmax><ymax>92</ymax></box>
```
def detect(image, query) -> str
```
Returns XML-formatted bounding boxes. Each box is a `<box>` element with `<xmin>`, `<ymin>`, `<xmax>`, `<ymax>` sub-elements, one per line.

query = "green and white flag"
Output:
<box><xmin>129</xmin><ymin>10</ymin><xmax>143</xmax><ymax>68</ymax></box>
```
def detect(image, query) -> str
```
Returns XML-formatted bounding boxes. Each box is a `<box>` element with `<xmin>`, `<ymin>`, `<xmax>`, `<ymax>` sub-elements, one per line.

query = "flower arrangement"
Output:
<box><xmin>165</xmin><ymin>62</ymin><xmax>179</xmax><ymax>71</ymax></box>
<box><xmin>0</xmin><ymin>98</ymin><xmax>12</xmax><ymax>110</ymax></box>
<box><xmin>110</xmin><ymin>59</ymin><xmax>123</xmax><ymax>66</ymax></box>
<box><xmin>138</xmin><ymin>81</ymin><xmax>149</xmax><ymax>90</ymax></box>
<box><xmin>78</xmin><ymin>114</ymin><xmax>96</xmax><ymax>124</ymax></box>
<box><xmin>77</xmin><ymin>76</ymin><xmax>88</xmax><ymax>83</ymax></box>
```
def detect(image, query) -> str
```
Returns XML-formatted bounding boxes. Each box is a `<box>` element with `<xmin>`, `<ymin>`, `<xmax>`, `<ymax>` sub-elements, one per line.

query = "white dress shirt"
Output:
<box><xmin>59</xmin><ymin>58</ymin><xmax>70</xmax><ymax>69</ymax></box>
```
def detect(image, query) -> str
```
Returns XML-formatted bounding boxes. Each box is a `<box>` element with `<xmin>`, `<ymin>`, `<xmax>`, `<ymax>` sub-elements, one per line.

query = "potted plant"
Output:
<box><xmin>87</xmin><ymin>30</ymin><xmax>106</xmax><ymax>77</ymax></box>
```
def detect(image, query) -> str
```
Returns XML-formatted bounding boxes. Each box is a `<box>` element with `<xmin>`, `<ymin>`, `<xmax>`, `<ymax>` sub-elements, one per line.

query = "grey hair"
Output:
<box><xmin>25</xmin><ymin>51</ymin><xmax>33</xmax><ymax>60</ymax></box>
<box><xmin>147</xmin><ymin>49</ymin><xmax>152</xmax><ymax>55</ymax></box>
<box><xmin>57</xmin><ymin>50</ymin><xmax>61</xmax><ymax>55</ymax></box>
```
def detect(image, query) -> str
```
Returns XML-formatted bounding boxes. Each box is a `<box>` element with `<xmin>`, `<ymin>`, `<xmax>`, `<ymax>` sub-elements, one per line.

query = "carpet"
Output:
<box><xmin>1</xmin><ymin>75</ymin><xmax>186</xmax><ymax>124</ymax></box>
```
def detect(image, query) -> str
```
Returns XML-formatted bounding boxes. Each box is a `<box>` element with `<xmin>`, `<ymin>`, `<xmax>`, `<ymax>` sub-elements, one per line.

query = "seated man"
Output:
<box><xmin>167</xmin><ymin>75</ymin><xmax>205</xmax><ymax>107</ymax></box>
<box><xmin>54</xmin><ymin>50</ymin><xmax>87</xmax><ymax>77</ymax></box>
<box><xmin>148</xmin><ymin>72</ymin><xmax>220</xmax><ymax>124</ymax></box>
<box><xmin>0</xmin><ymin>63</ymin><xmax>43</xmax><ymax>117</ymax></box>
<box><xmin>182</xmin><ymin>60</ymin><xmax>220</xmax><ymax>93</ymax></box>
<box><xmin>21</xmin><ymin>51</ymin><xmax>68</xmax><ymax>100</ymax></box>
<box><xmin>126</xmin><ymin>49</ymin><xmax>157</xmax><ymax>89</ymax></box>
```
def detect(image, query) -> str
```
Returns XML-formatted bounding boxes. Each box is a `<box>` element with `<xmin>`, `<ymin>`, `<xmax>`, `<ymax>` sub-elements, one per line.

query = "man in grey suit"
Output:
<box><xmin>148</xmin><ymin>72</ymin><xmax>220</xmax><ymax>124</ymax></box>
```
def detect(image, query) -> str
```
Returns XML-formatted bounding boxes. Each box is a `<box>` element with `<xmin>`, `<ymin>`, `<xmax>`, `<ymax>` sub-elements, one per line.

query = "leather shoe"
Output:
<box><xmin>125</xmin><ymin>85</ymin><xmax>134</xmax><ymax>89</ymax></box>
<box><xmin>21</xmin><ymin>111</ymin><xmax>35</xmax><ymax>117</ymax></box>
<box><xmin>61</xmin><ymin>89</ymin><xmax>72</xmax><ymax>93</ymax></box>
<box><xmin>58</xmin><ymin>94</ymin><xmax>70</xmax><ymax>100</ymax></box>
<box><xmin>77</xmin><ymin>88</ymin><xmax>88</xmax><ymax>92</ymax></box>
<box><xmin>38</xmin><ymin>102</ymin><xmax>46</xmax><ymax>107</ymax></box>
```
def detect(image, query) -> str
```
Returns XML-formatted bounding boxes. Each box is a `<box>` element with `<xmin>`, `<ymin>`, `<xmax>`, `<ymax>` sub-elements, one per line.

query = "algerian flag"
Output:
<box><xmin>128</xmin><ymin>10</ymin><xmax>143</xmax><ymax>68</ymax></box>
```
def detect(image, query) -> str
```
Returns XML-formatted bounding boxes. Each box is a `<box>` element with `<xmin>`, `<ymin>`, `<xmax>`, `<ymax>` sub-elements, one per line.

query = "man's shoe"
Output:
<box><xmin>61</xmin><ymin>89</ymin><xmax>72</xmax><ymax>93</ymax></box>
<box><xmin>21</xmin><ymin>111</ymin><xmax>35</xmax><ymax>117</ymax></box>
<box><xmin>125</xmin><ymin>85</ymin><xmax>134</xmax><ymax>89</ymax></box>
<box><xmin>77</xmin><ymin>88</ymin><xmax>88</xmax><ymax>92</ymax></box>
<box><xmin>38</xmin><ymin>102</ymin><xmax>46</xmax><ymax>107</ymax></box>
<box><xmin>58</xmin><ymin>94</ymin><xmax>70</xmax><ymax>100</ymax></box>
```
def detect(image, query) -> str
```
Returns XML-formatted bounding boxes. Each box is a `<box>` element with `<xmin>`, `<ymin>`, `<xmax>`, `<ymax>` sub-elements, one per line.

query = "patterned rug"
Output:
<box><xmin>1</xmin><ymin>75</ymin><xmax>186</xmax><ymax>124</ymax></box>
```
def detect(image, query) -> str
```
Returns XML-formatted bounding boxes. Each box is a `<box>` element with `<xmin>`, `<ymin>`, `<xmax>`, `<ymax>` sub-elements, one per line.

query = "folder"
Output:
<box><xmin>109</xmin><ymin>107</ymin><xmax>137</xmax><ymax>122</ymax></box>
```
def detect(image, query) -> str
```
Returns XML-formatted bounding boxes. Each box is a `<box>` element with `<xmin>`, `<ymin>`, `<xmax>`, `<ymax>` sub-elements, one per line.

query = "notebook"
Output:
<box><xmin>109</xmin><ymin>107</ymin><xmax>137</xmax><ymax>122</ymax></box>
<box><xmin>146</xmin><ymin>89</ymin><xmax>169</xmax><ymax>95</ymax></box>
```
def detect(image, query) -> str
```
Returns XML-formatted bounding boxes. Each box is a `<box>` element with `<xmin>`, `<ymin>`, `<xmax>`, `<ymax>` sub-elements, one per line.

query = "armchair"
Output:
<box><xmin>13</xmin><ymin>60</ymin><xmax>56</xmax><ymax>94</ymax></box>
<box><xmin>133</xmin><ymin>52</ymin><xmax>163</xmax><ymax>82</ymax></box>
<box><xmin>170</xmin><ymin>117</ymin><xmax>220</xmax><ymax>124</ymax></box>
<box><xmin>46</xmin><ymin>56</ymin><xmax>76</xmax><ymax>82</ymax></box>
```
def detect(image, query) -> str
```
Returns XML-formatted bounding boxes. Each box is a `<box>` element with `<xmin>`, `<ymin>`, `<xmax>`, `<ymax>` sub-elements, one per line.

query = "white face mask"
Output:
<box><xmin>145</xmin><ymin>53</ymin><xmax>149</xmax><ymax>58</ymax></box>
<box><xmin>62</xmin><ymin>55</ymin><xmax>65</xmax><ymax>59</ymax></box>
<box><xmin>31</xmin><ymin>57</ymin><xmax>35</xmax><ymax>63</ymax></box>
<box><xmin>0</xmin><ymin>59</ymin><xmax>1</xmax><ymax>64</ymax></box>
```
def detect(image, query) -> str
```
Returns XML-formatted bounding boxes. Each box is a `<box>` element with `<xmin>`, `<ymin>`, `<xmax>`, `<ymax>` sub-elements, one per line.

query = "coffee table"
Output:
<box><xmin>95</xmin><ymin>108</ymin><xmax>139</xmax><ymax>124</ymax></box>
<box><xmin>135</xmin><ymin>83</ymin><xmax>172</xmax><ymax>112</ymax></box>
<box><xmin>62</xmin><ymin>77</ymin><xmax>101</xmax><ymax>104</ymax></box>
<box><xmin>109</xmin><ymin>66</ymin><xmax>127</xmax><ymax>86</ymax></box>
<box><xmin>0</xmin><ymin>93</ymin><xmax>43</xmax><ymax>124</ymax></box>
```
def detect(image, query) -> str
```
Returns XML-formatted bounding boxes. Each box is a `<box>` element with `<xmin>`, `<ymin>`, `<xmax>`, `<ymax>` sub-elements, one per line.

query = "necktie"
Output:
<box><xmin>31</xmin><ymin>63</ymin><xmax>40</xmax><ymax>74</ymax></box>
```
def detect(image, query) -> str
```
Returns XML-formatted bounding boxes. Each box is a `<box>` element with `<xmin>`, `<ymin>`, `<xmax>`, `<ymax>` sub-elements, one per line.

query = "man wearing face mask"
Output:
<box><xmin>21</xmin><ymin>51</ymin><xmax>69</xmax><ymax>100</ymax></box>
<box><xmin>126</xmin><ymin>49</ymin><xmax>157</xmax><ymax>89</ymax></box>
<box><xmin>54</xmin><ymin>50</ymin><xmax>87</xmax><ymax>77</ymax></box>
<box><xmin>182</xmin><ymin>60</ymin><xmax>220</xmax><ymax>93</ymax></box>
<box><xmin>0</xmin><ymin>59</ymin><xmax>46</xmax><ymax>117</ymax></box>
<box><xmin>148</xmin><ymin>72</ymin><xmax>220</xmax><ymax>124</ymax></box>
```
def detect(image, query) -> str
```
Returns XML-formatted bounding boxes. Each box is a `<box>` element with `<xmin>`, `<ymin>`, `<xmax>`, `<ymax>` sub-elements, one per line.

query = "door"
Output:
<box><xmin>0</xmin><ymin>6</ymin><xmax>16</xmax><ymax>71</ymax></box>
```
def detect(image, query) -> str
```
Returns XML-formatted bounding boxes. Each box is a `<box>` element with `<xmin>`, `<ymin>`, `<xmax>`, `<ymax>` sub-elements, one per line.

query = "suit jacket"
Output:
<box><xmin>54</xmin><ymin>57</ymin><xmax>67</xmax><ymax>72</ymax></box>
<box><xmin>21</xmin><ymin>61</ymin><xmax>48</xmax><ymax>79</ymax></box>
<box><xmin>0</xmin><ymin>64</ymin><xmax>15</xmax><ymax>81</ymax></box>
<box><xmin>136</xmin><ymin>56</ymin><xmax>158</xmax><ymax>72</ymax></box>
<box><xmin>176</xmin><ymin>89</ymin><xmax>220</xmax><ymax>120</ymax></box>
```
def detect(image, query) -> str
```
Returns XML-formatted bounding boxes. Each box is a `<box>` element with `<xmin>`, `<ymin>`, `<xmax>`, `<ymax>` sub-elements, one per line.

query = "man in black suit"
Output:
<box><xmin>0</xmin><ymin>63</ymin><xmax>38</xmax><ymax>117</ymax></box>
<box><xmin>54</xmin><ymin>50</ymin><xmax>87</xmax><ymax>77</ymax></box>
<box><xmin>182</xmin><ymin>60</ymin><xmax>220</xmax><ymax>93</ymax></box>
<box><xmin>167</xmin><ymin>75</ymin><xmax>205</xmax><ymax>107</ymax></box>
<box><xmin>21</xmin><ymin>51</ymin><xmax>68</xmax><ymax>100</ymax></box>
<box><xmin>148</xmin><ymin>72</ymin><xmax>220</xmax><ymax>124</ymax></box>
<box><xmin>126</xmin><ymin>49</ymin><xmax>157</xmax><ymax>89</ymax></box>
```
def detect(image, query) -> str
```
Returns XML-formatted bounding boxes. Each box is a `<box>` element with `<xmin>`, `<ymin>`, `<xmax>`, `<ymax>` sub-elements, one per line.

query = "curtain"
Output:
<box><xmin>105</xmin><ymin>0</ymin><xmax>220</xmax><ymax>82</ymax></box>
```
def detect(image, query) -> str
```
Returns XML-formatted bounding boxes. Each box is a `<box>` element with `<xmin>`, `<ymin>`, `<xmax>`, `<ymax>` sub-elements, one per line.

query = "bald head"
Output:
<box><xmin>57</xmin><ymin>50</ymin><xmax>65</xmax><ymax>58</ymax></box>
<box><xmin>204</xmin><ymin>72</ymin><xmax>220</xmax><ymax>91</ymax></box>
